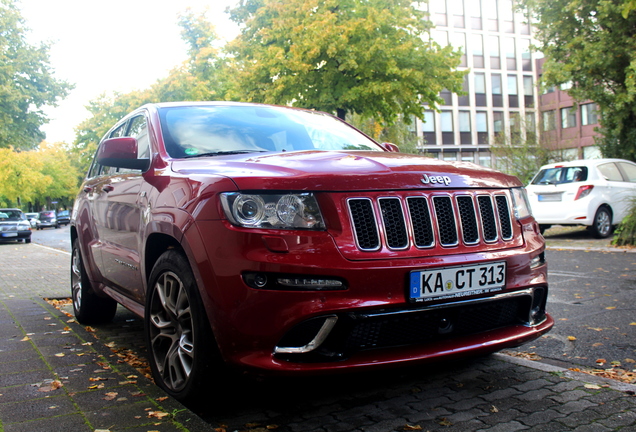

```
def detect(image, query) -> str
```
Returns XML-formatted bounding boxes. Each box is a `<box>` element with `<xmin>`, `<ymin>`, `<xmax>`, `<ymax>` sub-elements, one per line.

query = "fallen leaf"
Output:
<box><xmin>567</xmin><ymin>336</ymin><xmax>577</xmax><ymax>341</ymax></box>
<box><xmin>155</xmin><ymin>396</ymin><xmax>168</xmax><ymax>402</ymax></box>
<box><xmin>438</xmin><ymin>418</ymin><xmax>453</xmax><ymax>426</ymax></box>
<box><xmin>585</xmin><ymin>384</ymin><xmax>601</xmax><ymax>389</ymax></box>
<box><xmin>103</xmin><ymin>392</ymin><xmax>118</xmax><ymax>401</ymax></box>
<box><xmin>89</xmin><ymin>377</ymin><xmax>108</xmax><ymax>382</ymax></box>
<box><xmin>402</xmin><ymin>425</ymin><xmax>423</xmax><ymax>431</ymax></box>
<box><xmin>20</xmin><ymin>336</ymin><xmax>30</xmax><ymax>342</ymax></box>
<box><xmin>596</xmin><ymin>359</ymin><xmax>607</xmax><ymax>365</ymax></box>
<box><xmin>147</xmin><ymin>411</ymin><xmax>170</xmax><ymax>419</ymax></box>
<box><xmin>38</xmin><ymin>380</ymin><xmax>63</xmax><ymax>392</ymax></box>
<box><xmin>490</xmin><ymin>405</ymin><xmax>499</xmax><ymax>413</ymax></box>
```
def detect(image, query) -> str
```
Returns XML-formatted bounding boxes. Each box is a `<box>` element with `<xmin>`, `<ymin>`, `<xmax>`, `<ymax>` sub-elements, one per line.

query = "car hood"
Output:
<box><xmin>170</xmin><ymin>150</ymin><xmax>522</xmax><ymax>191</ymax></box>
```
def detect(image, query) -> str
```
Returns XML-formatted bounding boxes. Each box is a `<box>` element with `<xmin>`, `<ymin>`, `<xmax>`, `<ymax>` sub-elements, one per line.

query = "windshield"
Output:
<box><xmin>531</xmin><ymin>166</ymin><xmax>588</xmax><ymax>185</ymax></box>
<box><xmin>0</xmin><ymin>210</ymin><xmax>25</xmax><ymax>221</ymax></box>
<box><xmin>158</xmin><ymin>105</ymin><xmax>383</xmax><ymax>158</ymax></box>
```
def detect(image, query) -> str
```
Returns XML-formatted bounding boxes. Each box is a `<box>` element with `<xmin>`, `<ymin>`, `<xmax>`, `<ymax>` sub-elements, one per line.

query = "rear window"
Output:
<box><xmin>531</xmin><ymin>166</ymin><xmax>588</xmax><ymax>185</ymax></box>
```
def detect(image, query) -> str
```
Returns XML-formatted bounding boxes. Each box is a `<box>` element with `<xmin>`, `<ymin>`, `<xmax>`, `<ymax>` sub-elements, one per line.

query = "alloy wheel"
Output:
<box><xmin>71</xmin><ymin>248</ymin><xmax>83</xmax><ymax>312</ymax></box>
<box><xmin>148</xmin><ymin>271</ymin><xmax>195</xmax><ymax>392</ymax></box>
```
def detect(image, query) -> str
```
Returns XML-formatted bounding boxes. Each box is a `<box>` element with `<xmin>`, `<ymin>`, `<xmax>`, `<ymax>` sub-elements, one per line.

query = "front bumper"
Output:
<box><xmin>186</xmin><ymin>219</ymin><xmax>551</xmax><ymax>374</ymax></box>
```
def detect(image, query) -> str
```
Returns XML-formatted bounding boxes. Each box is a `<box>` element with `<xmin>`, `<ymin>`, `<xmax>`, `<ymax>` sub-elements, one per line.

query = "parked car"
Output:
<box><xmin>37</xmin><ymin>210</ymin><xmax>59</xmax><ymax>229</ymax></box>
<box><xmin>71</xmin><ymin>101</ymin><xmax>552</xmax><ymax>402</ymax></box>
<box><xmin>25</xmin><ymin>212</ymin><xmax>39</xmax><ymax>228</ymax></box>
<box><xmin>56</xmin><ymin>210</ymin><xmax>70</xmax><ymax>226</ymax></box>
<box><xmin>526</xmin><ymin>159</ymin><xmax>636</xmax><ymax>238</ymax></box>
<box><xmin>0</xmin><ymin>208</ymin><xmax>32</xmax><ymax>243</ymax></box>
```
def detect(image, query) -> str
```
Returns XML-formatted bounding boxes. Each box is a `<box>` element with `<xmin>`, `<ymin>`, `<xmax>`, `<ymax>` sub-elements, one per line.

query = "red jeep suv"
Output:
<box><xmin>71</xmin><ymin>101</ymin><xmax>553</xmax><ymax>401</ymax></box>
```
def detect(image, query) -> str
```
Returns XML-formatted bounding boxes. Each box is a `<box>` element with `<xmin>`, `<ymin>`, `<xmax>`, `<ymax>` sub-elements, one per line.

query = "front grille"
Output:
<box><xmin>344</xmin><ymin>296</ymin><xmax>527</xmax><ymax>351</ymax></box>
<box><xmin>348</xmin><ymin>191</ymin><xmax>514</xmax><ymax>251</ymax></box>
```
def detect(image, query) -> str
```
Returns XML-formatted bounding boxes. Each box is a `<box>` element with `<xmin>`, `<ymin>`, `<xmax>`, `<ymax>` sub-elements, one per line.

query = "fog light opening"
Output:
<box><xmin>275</xmin><ymin>316</ymin><xmax>338</xmax><ymax>354</ymax></box>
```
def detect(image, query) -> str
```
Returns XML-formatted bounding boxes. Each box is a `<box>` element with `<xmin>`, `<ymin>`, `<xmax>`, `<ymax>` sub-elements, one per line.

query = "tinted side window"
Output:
<box><xmin>110</xmin><ymin>123</ymin><xmax>126</xmax><ymax>138</ymax></box>
<box><xmin>597</xmin><ymin>163</ymin><xmax>623</xmax><ymax>181</ymax></box>
<box><xmin>618</xmin><ymin>162</ymin><xmax>636</xmax><ymax>182</ymax></box>
<box><xmin>126</xmin><ymin>115</ymin><xmax>150</xmax><ymax>159</ymax></box>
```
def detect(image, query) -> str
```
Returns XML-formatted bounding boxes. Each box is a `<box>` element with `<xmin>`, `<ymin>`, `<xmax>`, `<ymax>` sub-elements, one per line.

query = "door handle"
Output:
<box><xmin>83</xmin><ymin>186</ymin><xmax>93</xmax><ymax>193</ymax></box>
<box><xmin>102</xmin><ymin>185</ymin><xmax>114</xmax><ymax>192</ymax></box>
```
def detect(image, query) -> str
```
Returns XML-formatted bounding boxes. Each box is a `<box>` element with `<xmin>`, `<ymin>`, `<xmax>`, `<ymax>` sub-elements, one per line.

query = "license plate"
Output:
<box><xmin>538</xmin><ymin>193</ymin><xmax>562</xmax><ymax>202</ymax></box>
<box><xmin>409</xmin><ymin>262</ymin><xmax>506</xmax><ymax>302</ymax></box>
<box><xmin>1</xmin><ymin>232</ymin><xmax>17</xmax><ymax>237</ymax></box>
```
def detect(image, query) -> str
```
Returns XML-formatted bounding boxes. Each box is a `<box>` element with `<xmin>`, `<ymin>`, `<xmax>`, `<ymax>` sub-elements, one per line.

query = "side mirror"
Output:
<box><xmin>380</xmin><ymin>142</ymin><xmax>400</xmax><ymax>153</ymax></box>
<box><xmin>97</xmin><ymin>137</ymin><xmax>150</xmax><ymax>171</ymax></box>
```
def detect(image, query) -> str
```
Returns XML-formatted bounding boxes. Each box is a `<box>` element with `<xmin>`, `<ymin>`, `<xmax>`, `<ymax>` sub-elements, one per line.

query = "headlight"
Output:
<box><xmin>511</xmin><ymin>187</ymin><xmax>532</xmax><ymax>220</ymax></box>
<box><xmin>220</xmin><ymin>192</ymin><xmax>325</xmax><ymax>230</ymax></box>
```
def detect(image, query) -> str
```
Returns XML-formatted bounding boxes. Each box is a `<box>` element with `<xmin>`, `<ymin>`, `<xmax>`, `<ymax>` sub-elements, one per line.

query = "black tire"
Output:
<box><xmin>145</xmin><ymin>250</ymin><xmax>219</xmax><ymax>403</ymax></box>
<box><xmin>71</xmin><ymin>238</ymin><xmax>117</xmax><ymax>324</ymax></box>
<box><xmin>589</xmin><ymin>206</ymin><xmax>613</xmax><ymax>239</ymax></box>
<box><xmin>25</xmin><ymin>238</ymin><xmax>31</xmax><ymax>243</ymax></box>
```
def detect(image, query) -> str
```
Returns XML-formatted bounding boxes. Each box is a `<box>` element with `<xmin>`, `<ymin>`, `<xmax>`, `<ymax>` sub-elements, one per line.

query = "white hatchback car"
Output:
<box><xmin>526</xmin><ymin>158</ymin><xmax>636</xmax><ymax>238</ymax></box>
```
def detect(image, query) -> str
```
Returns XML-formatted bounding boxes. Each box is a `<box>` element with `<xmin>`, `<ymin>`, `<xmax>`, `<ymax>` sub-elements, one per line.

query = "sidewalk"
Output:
<box><xmin>1</xmin><ymin>242</ymin><xmax>636</xmax><ymax>432</ymax></box>
<box><xmin>0</xmin><ymin>243</ymin><xmax>209</xmax><ymax>432</ymax></box>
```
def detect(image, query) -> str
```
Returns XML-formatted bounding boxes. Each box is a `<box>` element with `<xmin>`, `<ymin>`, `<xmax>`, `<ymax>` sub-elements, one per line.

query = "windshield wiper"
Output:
<box><xmin>184</xmin><ymin>150</ymin><xmax>268</xmax><ymax>158</ymax></box>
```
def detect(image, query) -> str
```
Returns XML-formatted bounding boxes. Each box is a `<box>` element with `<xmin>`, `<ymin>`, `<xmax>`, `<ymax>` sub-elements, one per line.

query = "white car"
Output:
<box><xmin>526</xmin><ymin>158</ymin><xmax>636</xmax><ymax>238</ymax></box>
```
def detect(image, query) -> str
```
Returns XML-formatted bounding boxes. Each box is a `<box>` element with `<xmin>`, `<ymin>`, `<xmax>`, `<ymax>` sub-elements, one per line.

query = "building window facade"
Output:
<box><xmin>561</xmin><ymin>107</ymin><xmax>576</xmax><ymax>129</ymax></box>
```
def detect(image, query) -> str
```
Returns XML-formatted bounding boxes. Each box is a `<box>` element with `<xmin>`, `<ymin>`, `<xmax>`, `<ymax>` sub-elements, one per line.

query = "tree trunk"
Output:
<box><xmin>336</xmin><ymin>108</ymin><xmax>346</xmax><ymax>121</ymax></box>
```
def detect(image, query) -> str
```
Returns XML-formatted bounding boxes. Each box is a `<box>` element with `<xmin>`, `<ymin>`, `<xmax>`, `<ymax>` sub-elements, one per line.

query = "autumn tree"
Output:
<box><xmin>226</xmin><ymin>0</ymin><xmax>465</xmax><ymax>123</ymax></box>
<box><xmin>522</xmin><ymin>0</ymin><xmax>636</xmax><ymax>161</ymax></box>
<box><xmin>0</xmin><ymin>142</ymin><xmax>79</xmax><ymax>208</ymax></box>
<box><xmin>0</xmin><ymin>0</ymin><xmax>73</xmax><ymax>150</ymax></box>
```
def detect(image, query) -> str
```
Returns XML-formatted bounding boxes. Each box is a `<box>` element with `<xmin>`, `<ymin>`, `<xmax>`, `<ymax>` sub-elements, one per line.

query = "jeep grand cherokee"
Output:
<box><xmin>71</xmin><ymin>101</ymin><xmax>553</xmax><ymax>402</ymax></box>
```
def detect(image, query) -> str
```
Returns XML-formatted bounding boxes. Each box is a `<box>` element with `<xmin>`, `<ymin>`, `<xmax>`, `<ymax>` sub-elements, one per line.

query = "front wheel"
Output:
<box><xmin>589</xmin><ymin>207</ymin><xmax>613</xmax><ymax>239</ymax></box>
<box><xmin>71</xmin><ymin>239</ymin><xmax>117</xmax><ymax>324</ymax></box>
<box><xmin>145</xmin><ymin>250</ymin><xmax>219</xmax><ymax>403</ymax></box>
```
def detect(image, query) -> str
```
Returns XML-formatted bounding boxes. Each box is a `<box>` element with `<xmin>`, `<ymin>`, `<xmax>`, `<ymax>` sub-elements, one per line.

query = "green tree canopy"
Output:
<box><xmin>226</xmin><ymin>0</ymin><xmax>466</xmax><ymax>122</ymax></box>
<box><xmin>522</xmin><ymin>0</ymin><xmax>636</xmax><ymax>161</ymax></box>
<box><xmin>0</xmin><ymin>0</ymin><xmax>73</xmax><ymax>150</ymax></box>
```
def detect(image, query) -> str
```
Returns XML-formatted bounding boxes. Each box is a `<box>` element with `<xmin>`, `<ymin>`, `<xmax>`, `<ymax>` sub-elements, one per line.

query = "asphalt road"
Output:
<box><xmin>508</xmin><ymin>247</ymin><xmax>636</xmax><ymax>370</ymax></box>
<box><xmin>30</xmin><ymin>223</ymin><xmax>71</xmax><ymax>252</ymax></box>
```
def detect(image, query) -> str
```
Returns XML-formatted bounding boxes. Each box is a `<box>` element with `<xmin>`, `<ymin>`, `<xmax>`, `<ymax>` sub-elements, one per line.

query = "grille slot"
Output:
<box><xmin>496</xmin><ymin>195</ymin><xmax>513</xmax><ymax>240</ymax></box>
<box><xmin>379</xmin><ymin>198</ymin><xmax>408</xmax><ymax>250</ymax></box>
<box><xmin>433</xmin><ymin>196</ymin><xmax>458</xmax><ymax>246</ymax></box>
<box><xmin>347</xmin><ymin>191</ymin><xmax>515</xmax><ymax>251</ymax></box>
<box><xmin>456</xmin><ymin>196</ymin><xmax>479</xmax><ymax>244</ymax></box>
<box><xmin>407</xmin><ymin>197</ymin><xmax>435</xmax><ymax>248</ymax></box>
<box><xmin>348</xmin><ymin>198</ymin><xmax>380</xmax><ymax>251</ymax></box>
<box><xmin>478</xmin><ymin>195</ymin><xmax>498</xmax><ymax>242</ymax></box>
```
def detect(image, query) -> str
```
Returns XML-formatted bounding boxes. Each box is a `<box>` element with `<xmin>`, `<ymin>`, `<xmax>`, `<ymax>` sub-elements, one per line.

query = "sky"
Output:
<box><xmin>18</xmin><ymin>0</ymin><xmax>240</xmax><ymax>144</ymax></box>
